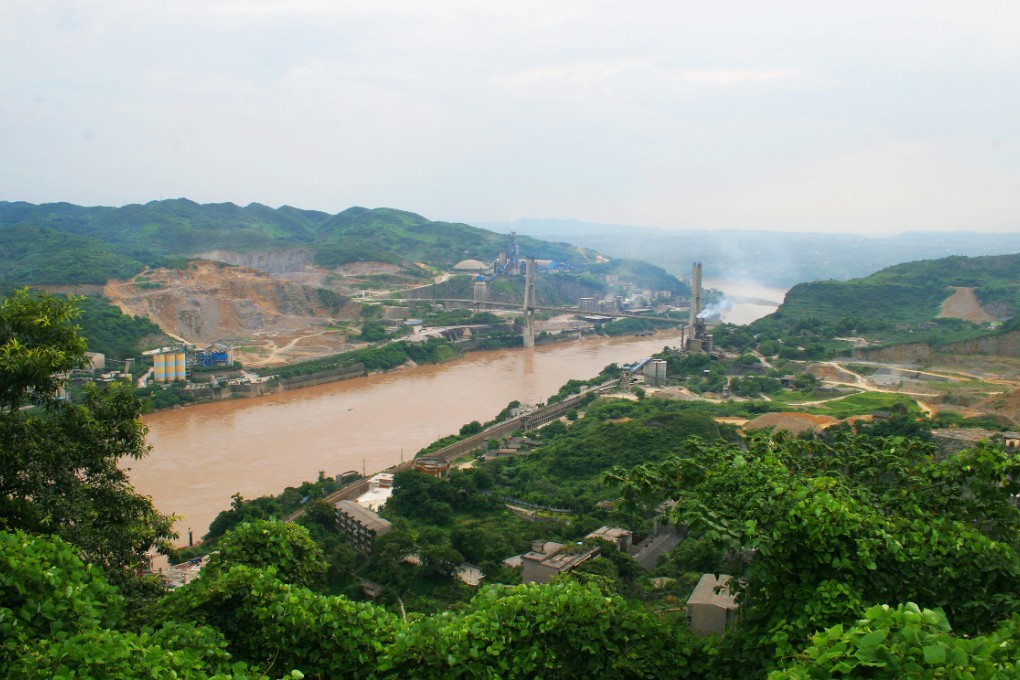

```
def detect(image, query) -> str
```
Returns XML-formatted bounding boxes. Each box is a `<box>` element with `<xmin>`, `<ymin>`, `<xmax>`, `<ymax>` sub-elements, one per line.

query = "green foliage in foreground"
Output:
<box><xmin>770</xmin><ymin>603</ymin><xmax>1020</xmax><ymax>679</ymax></box>
<box><xmin>3</xmin><ymin>524</ymin><xmax>710</xmax><ymax>679</ymax></box>
<box><xmin>1</xmin><ymin>530</ymin><xmax>265</xmax><ymax>679</ymax></box>
<box><xmin>205</xmin><ymin>520</ymin><xmax>328</xmax><ymax>589</ymax></box>
<box><xmin>9</xmin><ymin>504</ymin><xmax>1020</xmax><ymax>679</ymax></box>
<box><xmin>1</xmin><ymin>289</ymin><xmax>175</xmax><ymax>581</ymax></box>
<box><xmin>610</xmin><ymin>430</ymin><xmax>1020</xmax><ymax>676</ymax></box>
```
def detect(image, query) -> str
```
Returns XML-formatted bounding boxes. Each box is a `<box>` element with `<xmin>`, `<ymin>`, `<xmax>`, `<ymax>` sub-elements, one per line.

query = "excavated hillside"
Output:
<box><xmin>938</xmin><ymin>287</ymin><xmax>997</xmax><ymax>323</ymax></box>
<box><xmin>104</xmin><ymin>261</ymin><xmax>361</xmax><ymax>367</ymax></box>
<box><xmin>194</xmin><ymin>248</ymin><xmax>427</xmax><ymax>296</ymax></box>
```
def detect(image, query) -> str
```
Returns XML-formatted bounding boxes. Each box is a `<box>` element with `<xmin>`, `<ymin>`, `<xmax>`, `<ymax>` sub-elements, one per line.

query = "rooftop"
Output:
<box><xmin>335</xmin><ymin>500</ymin><xmax>392</xmax><ymax>533</ymax></box>
<box><xmin>688</xmin><ymin>574</ymin><xmax>738</xmax><ymax>610</ymax></box>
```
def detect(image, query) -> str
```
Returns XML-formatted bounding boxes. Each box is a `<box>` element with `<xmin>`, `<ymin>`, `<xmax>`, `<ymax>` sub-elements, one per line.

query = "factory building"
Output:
<box><xmin>518</xmin><ymin>540</ymin><xmax>600</xmax><ymax>584</ymax></box>
<box><xmin>142</xmin><ymin>343</ymin><xmax>235</xmax><ymax>385</ymax></box>
<box><xmin>334</xmin><ymin>500</ymin><xmax>392</xmax><ymax>556</ymax></box>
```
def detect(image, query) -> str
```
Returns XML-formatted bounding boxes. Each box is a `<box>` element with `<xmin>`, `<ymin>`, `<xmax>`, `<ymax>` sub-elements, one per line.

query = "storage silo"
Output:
<box><xmin>644</xmin><ymin>361</ymin><xmax>657</xmax><ymax>385</ymax></box>
<box><xmin>173</xmin><ymin>352</ymin><xmax>187</xmax><ymax>381</ymax></box>
<box><xmin>473</xmin><ymin>280</ymin><xmax>489</xmax><ymax>304</ymax></box>
<box><xmin>655</xmin><ymin>360</ymin><xmax>667</xmax><ymax>385</ymax></box>
<box><xmin>153</xmin><ymin>353</ymin><xmax>167</xmax><ymax>383</ymax></box>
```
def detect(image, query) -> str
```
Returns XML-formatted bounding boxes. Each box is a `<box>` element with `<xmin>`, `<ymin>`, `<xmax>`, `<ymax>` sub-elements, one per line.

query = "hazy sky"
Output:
<box><xmin>3</xmin><ymin>1</ymin><xmax>1019</xmax><ymax>233</ymax></box>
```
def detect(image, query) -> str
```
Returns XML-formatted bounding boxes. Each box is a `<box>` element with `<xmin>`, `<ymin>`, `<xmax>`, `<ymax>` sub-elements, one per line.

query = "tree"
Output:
<box><xmin>1</xmin><ymin>530</ymin><xmax>261</xmax><ymax>679</ymax></box>
<box><xmin>459</xmin><ymin>420</ymin><xmax>483</xmax><ymax>436</ymax></box>
<box><xmin>0</xmin><ymin>290</ymin><xmax>174</xmax><ymax>579</ymax></box>
<box><xmin>378</xmin><ymin>580</ymin><xmax>710</xmax><ymax>678</ymax></box>
<box><xmin>0</xmin><ymin>287</ymin><xmax>88</xmax><ymax>410</ymax></box>
<box><xmin>417</xmin><ymin>527</ymin><xmax>464</xmax><ymax>579</ymax></box>
<box><xmin>359</xmin><ymin>321</ymin><xmax>390</xmax><ymax>342</ymax></box>
<box><xmin>770</xmin><ymin>603</ymin><xmax>1020</xmax><ymax>679</ymax></box>
<box><xmin>793</xmin><ymin>373</ymin><xmax>818</xmax><ymax>391</ymax></box>
<box><xmin>607</xmin><ymin>430</ymin><xmax>1020</xmax><ymax>676</ymax></box>
<box><xmin>206</xmin><ymin>520</ymin><xmax>328</xmax><ymax>589</ymax></box>
<box><xmin>160</xmin><ymin>563</ymin><xmax>397</xmax><ymax>678</ymax></box>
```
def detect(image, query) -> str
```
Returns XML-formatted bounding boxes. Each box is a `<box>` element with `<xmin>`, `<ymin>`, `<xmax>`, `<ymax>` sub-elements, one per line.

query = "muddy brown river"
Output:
<box><xmin>131</xmin><ymin>333</ymin><xmax>685</xmax><ymax>542</ymax></box>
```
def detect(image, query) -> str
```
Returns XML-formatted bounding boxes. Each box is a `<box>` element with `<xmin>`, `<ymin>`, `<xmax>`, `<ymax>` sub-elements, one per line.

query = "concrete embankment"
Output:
<box><xmin>270</xmin><ymin>364</ymin><xmax>366</xmax><ymax>391</ymax></box>
<box><xmin>157</xmin><ymin>363</ymin><xmax>368</xmax><ymax>408</ymax></box>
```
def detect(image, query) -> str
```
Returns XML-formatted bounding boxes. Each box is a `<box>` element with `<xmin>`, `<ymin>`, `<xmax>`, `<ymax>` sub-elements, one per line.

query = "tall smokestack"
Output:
<box><xmin>689</xmin><ymin>262</ymin><xmax>702</xmax><ymax>329</ymax></box>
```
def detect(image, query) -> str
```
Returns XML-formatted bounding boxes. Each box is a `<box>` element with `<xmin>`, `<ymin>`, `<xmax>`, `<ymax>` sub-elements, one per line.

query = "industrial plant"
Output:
<box><xmin>139</xmin><ymin>343</ymin><xmax>234</xmax><ymax>386</ymax></box>
<box><xmin>686</xmin><ymin>262</ymin><xmax>715</xmax><ymax>353</ymax></box>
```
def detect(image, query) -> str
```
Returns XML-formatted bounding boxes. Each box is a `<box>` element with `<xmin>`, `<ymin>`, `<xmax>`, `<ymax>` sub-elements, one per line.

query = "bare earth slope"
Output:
<box><xmin>104</xmin><ymin>261</ymin><xmax>358</xmax><ymax>366</ymax></box>
<box><xmin>937</xmin><ymin>287</ymin><xmax>996</xmax><ymax>323</ymax></box>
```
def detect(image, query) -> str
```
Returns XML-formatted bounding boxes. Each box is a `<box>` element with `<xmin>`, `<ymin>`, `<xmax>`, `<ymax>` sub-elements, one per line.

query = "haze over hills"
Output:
<box><xmin>479</xmin><ymin>218</ymin><xmax>1020</xmax><ymax>287</ymax></box>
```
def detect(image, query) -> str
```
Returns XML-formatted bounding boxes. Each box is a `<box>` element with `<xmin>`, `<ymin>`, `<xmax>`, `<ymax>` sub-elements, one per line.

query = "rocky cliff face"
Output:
<box><xmin>853</xmin><ymin>331</ymin><xmax>1020</xmax><ymax>364</ymax></box>
<box><xmin>195</xmin><ymin>248</ymin><xmax>316</xmax><ymax>275</ymax></box>
<box><xmin>104</xmin><ymin>261</ymin><xmax>355</xmax><ymax>347</ymax></box>
<box><xmin>943</xmin><ymin>331</ymin><xmax>1020</xmax><ymax>358</ymax></box>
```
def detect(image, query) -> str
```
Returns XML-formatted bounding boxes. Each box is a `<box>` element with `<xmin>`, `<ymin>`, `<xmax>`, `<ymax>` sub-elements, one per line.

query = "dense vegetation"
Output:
<box><xmin>0</xmin><ymin>288</ymin><xmax>168</xmax><ymax>361</ymax></box>
<box><xmin>0</xmin><ymin>224</ymin><xmax>145</xmax><ymax>284</ymax></box>
<box><xmin>692</xmin><ymin>253</ymin><xmax>1020</xmax><ymax>363</ymax></box>
<box><xmin>75</xmin><ymin>295</ymin><xmax>169</xmax><ymax>360</ymax></box>
<box><xmin>269</xmin><ymin>337</ymin><xmax>459</xmax><ymax>380</ymax></box>
<box><xmin>0</xmin><ymin>200</ymin><xmax>596</xmax><ymax>285</ymax></box>
<box><xmin>609</xmin><ymin>429</ymin><xmax>1020</xmax><ymax>677</ymax></box>
<box><xmin>748</xmin><ymin>253</ymin><xmax>1020</xmax><ymax>346</ymax></box>
<box><xmin>0</xmin><ymin>289</ymin><xmax>174</xmax><ymax>584</ymax></box>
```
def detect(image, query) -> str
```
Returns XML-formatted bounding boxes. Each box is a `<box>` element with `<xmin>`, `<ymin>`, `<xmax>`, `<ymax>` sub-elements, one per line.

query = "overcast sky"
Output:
<box><xmin>2</xmin><ymin>1</ymin><xmax>1019</xmax><ymax>233</ymax></box>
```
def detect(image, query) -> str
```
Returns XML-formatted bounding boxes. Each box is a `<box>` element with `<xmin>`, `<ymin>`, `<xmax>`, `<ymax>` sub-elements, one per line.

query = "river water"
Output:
<box><xmin>133</xmin><ymin>333</ymin><xmax>682</xmax><ymax>541</ymax></box>
<box><xmin>131</xmin><ymin>280</ymin><xmax>787</xmax><ymax>542</ymax></box>
<box><xmin>704</xmin><ymin>278</ymin><xmax>788</xmax><ymax>326</ymax></box>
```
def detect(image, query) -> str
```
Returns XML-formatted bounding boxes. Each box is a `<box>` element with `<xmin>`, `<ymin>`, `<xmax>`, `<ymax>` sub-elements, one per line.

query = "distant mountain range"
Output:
<box><xmin>0</xmin><ymin>200</ymin><xmax>597</xmax><ymax>286</ymax></box>
<box><xmin>478</xmin><ymin>218</ymin><xmax>1020</xmax><ymax>287</ymax></box>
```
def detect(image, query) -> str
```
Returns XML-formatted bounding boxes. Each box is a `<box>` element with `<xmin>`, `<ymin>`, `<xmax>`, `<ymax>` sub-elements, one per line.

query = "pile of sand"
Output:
<box><xmin>744</xmin><ymin>412</ymin><xmax>840</xmax><ymax>434</ymax></box>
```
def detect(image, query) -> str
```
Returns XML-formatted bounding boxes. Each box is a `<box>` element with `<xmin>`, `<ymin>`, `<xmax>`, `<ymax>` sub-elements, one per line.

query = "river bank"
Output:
<box><xmin>149</xmin><ymin>328</ymin><xmax>588</xmax><ymax>411</ymax></box>
<box><xmin>132</xmin><ymin>332</ymin><xmax>682</xmax><ymax>541</ymax></box>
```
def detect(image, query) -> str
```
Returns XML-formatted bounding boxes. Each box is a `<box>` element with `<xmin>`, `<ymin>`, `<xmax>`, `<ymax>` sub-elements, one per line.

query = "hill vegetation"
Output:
<box><xmin>0</xmin><ymin>200</ymin><xmax>597</xmax><ymax>286</ymax></box>
<box><xmin>763</xmin><ymin>252</ymin><xmax>1020</xmax><ymax>329</ymax></box>
<box><xmin>712</xmin><ymin>252</ymin><xmax>1020</xmax><ymax>361</ymax></box>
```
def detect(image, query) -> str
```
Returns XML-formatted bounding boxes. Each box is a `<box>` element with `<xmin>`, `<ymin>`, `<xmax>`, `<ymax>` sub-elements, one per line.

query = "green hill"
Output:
<box><xmin>0</xmin><ymin>224</ymin><xmax>146</xmax><ymax>285</ymax></box>
<box><xmin>0</xmin><ymin>200</ymin><xmax>597</xmax><ymax>285</ymax></box>
<box><xmin>759</xmin><ymin>252</ymin><xmax>1020</xmax><ymax>331</ymax></box>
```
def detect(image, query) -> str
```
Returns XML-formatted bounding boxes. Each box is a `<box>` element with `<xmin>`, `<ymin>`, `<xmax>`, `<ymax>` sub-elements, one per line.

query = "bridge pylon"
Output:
<box><xmin>522</xmin><ymin>257</ymin><xmax>536</xmax><ymax>348</ymax></box>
